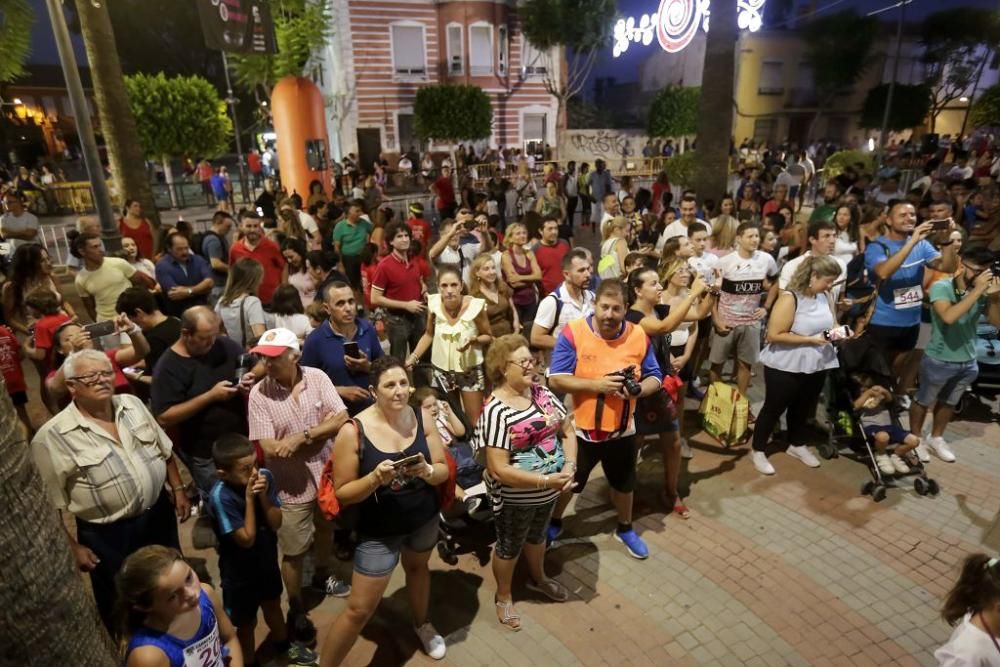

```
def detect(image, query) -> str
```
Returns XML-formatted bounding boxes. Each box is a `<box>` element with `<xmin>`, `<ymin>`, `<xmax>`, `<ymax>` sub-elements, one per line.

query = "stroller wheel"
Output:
<box><xmin>914</xmin><ymin>477</ymin><xmax>929</xmax><ymax>496</ymax></box>
<box><xmin>818</xmin><ymin>441</ymin><xmax>838</xmax><ymax>460</ymax></box>
<box><xmin>927</xmin><ymin>478</ymin><xmax>940</xmax><ymax>496</ymax></box>
<box><xmin>861</xmin><ymin>480</ymin><xmax>875</xmax><ymax>496</ymax></box>
<box><xmin>872</xmin><ymin>485</ymin><xmax>887</xmax><ymax>502</ymax></box>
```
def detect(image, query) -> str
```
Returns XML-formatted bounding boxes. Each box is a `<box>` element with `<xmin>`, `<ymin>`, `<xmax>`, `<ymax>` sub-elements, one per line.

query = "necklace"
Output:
<box><xmin>979</xmin><ymin>612</ymin><xmax>1000</xmax><ymax>657</ymax></box>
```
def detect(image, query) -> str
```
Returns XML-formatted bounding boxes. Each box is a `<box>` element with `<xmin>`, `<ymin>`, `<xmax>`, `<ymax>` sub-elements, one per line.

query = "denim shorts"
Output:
<box><xmin>354</xmin><ymin>515</ymin><xmax>440</xmax><ymax>578</ymax></box>
<box><xmin>915</xmin><ymin>356</ymin><xmax>978</xmax><ymax>407</ymax></box>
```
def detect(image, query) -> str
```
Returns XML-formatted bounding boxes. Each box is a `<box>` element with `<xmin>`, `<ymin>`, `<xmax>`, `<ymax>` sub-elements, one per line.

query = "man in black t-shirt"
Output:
<box><xmin>116</xmin><ymin>287</ymin><xmax>181</xmax><ymax>374</ymax></box>
<box><xmin>151</xmin><ymin>306</ymin><xmax>252</xmax><ymax>498</ymax></box>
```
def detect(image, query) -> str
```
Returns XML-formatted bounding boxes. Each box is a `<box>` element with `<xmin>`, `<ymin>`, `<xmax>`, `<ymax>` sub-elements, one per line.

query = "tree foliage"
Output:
<box><xmin>860</xmin><ymin>83</ymin><xmax>932</xmax><ymax>131</ymax></box>
<box><xmin>0</xmin><ymin>0</ymin><xmax>34</xmax><ymax>83</ymax></box>
<box><xmin>802</xmin><ymin>11</ymin><xmax>879</xmax><ymax>100</ymax></box>
<box><xmin>662</xmin><ymin>151</ymin><xmax>697</xmax><ymax>190</ymax></box>
<box><xmin>823</xmin><ymin>150</ymin><xmax>875</xmax><ymax>180</ymax></box>
<box><xmin>124</xmin><ymin>73</ymin><xmax>232</xmax><ymax>159</ymax></box>
<box><xmin>921</xmin><ymin>8</ymin><xmax>1000</xmax><ymax>131</ymax></box>
<box><xmin>970</xmin><ymin>84</ymin><xmax>1000</xmax><ymax>129</ymax></box>
<box><xmin>413</xmin><ymin>85</ymin><xmax>492</xmax><ymax>144</ymax></box>
<box><xmin>648</xmin><ymin>86</ymin><xmax>701</xmax><ymax>138</ymax></box>
<box><xmin>519</xmin><ymin>0</ymin><xmax>616</xmax><ymax>125</ymax></box>
<box><xmin>228</xmin><ymin>0</ymin><xmax>332</xmax><ymax>96</ymax></box>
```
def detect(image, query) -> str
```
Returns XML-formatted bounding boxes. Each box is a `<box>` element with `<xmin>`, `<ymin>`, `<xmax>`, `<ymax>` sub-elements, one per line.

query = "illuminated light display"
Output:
<box><xmin>613</xmin><ymin>0</ymin><xmax>766</xmax><ymax>57</ymax></box>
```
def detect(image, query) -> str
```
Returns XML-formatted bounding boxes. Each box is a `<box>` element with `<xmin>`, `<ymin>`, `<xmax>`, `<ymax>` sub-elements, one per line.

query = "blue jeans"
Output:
<box><xmin>354</xmin><ymin>515</ymin><xmax>440</xmax><ymax>578</ymax></box>
<box><xmin>915</xmin><ymin>356</ymin><xmax>978</xmax><ymax>407</ymax></box>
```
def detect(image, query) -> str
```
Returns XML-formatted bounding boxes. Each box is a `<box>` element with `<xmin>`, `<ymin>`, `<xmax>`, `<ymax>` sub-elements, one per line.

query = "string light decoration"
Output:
<box><xmin>613</xmin><ymin>0</ymin><xmax>766</xmax><ymax>57</ymax></box>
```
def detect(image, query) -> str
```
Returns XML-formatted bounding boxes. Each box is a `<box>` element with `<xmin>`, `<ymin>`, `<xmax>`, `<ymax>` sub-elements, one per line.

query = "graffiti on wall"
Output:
<box><xmin>561</xmin><ymin>130</ymin><xmax>651</xmax><ymax>163</ymax></box>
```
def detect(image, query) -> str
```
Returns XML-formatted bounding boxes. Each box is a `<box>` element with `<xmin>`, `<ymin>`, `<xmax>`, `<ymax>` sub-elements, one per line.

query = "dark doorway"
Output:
<box><xmin>356</xmin><ymin>128</ymin><xmax>382</xmax><ymax>173</ymax></box>
<box><xmin>788</xmin><ymin>115</ymin><xmax>810</xmax><ymax>150</ymax></box>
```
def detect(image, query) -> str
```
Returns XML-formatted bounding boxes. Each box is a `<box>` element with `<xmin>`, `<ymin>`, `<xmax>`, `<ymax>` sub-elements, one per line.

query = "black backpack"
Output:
<box><xmin>191</xmin><ymin>230</ymin><xmax>225</xmax><ymax>260</ymax></box>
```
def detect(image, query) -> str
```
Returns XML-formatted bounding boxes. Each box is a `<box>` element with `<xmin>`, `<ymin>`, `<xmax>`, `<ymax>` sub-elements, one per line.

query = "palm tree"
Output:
<box><xmin>0</xmin><ymin>383</ymin><xmax>117</xmax><ymax>664</ymax></box>
<box><xmin>694</xmin><ymin>0</ymin><xmax>737</xmax><ymax>200</ymax></box>
<box><xmin>72</xmin><ymin>0</ymin><xmax>160</xmax><ymax>230</ymax></box>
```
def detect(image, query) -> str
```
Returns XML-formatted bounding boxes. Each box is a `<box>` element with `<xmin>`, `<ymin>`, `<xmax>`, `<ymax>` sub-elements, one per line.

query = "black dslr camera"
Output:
<box><xmin>611</xmin><ymin>366</ymin><xmax>643</xmax><ymax>397</ymax></box>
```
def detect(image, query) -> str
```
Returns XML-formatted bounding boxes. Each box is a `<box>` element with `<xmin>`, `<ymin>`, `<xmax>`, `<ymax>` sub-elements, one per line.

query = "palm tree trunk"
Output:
<box><xmin>0</xmin><ymin>382</ymin><xmax>118</xmax><ymax>665</ymax></box>
<box><xmin>694</xmin><ymin>0</ymin><xmax>737</xmax><ymax>199</ymax></box>
<box><xmin>74</xmin><ymin>0</ymin><xmax>160</xmax><ymax>231</ymax></box>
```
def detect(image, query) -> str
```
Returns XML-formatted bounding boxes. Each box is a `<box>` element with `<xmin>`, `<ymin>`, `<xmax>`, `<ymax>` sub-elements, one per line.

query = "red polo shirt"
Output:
<box><xmin>229</xmin><ymin>237</ymin><xmax>285</xmax><ymax>304</ymax></box>
<box><xmin>534</xmin><ymin>239</ymin><xmax>569</xmax><ymax>295</ymax></box>
<box><xmin>372</xmin><ymin>252</ymin><xmax>422</xmax><ymax>303</ymax></box>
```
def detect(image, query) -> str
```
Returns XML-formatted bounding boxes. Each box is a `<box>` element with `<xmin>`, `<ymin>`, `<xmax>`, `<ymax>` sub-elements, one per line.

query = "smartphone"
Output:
<box><xmin>123</xmin><ymin>367</ymin><xmax>144</xmax><ymax>377</ymax></box>
<box><xmin>928</xmin><ymin>219</ymin><xmax>950</xmax><ymax>232</ymax></box>
<box><xmin>344</xmin><ymin>341</ymin><xmax>361</xmax><ymax>359</ymax></box>
<box><xmin>391</xmin><ymin>453</ymin><xmax>424</xmax><ymax>470</ymax></box>
<box><xmin>84</xmin><ymin>320</ymin><xmax>116</xmax><ymax>339</ymax></box>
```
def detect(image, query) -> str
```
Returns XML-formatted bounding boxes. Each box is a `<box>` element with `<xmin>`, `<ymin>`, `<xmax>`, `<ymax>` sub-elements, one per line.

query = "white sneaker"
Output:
<box><xmin>897</xmin><ymin>394</ymin><xmax>912</xmax><ymax>410</ymax></box>
<box><xmin>752</xmin><ymin>451</ymin><xmax>775</xmax><ymax>475</ymax></box>
<box><xmin>889</xmin><ymin>454</ymin><xmax>911</xmax><ymax>475</ymax></box>
<box><xmin>787</xmin><ymin>445</ymin><xmax>820</xmax><ymax>468</ymax></box>
<box><xmin>926</xmin><ymin>436</ymin><xmax>956</xmax><ymax>463</ymax></box>
<box><xmin>415</xmin><ymin>622</ymin><xmax>446</xmax><ymax>660</ymax></box>
<box><xmin>874</xmin><ymin>453</ymin><xmax>895</xmax><ymax>476</ymax></box>
<box><xmin>915</xmin><ymin>441</ymin><xmax>931</xmax><ymax>463</ymax></box>
<box><xmin>680</xmin><ymin>438</ymin><xmax>693</xmax><ymax>460</ymax></box>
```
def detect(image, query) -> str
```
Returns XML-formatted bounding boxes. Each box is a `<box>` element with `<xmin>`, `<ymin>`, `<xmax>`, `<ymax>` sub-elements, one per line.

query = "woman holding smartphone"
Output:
<box><xmin>321</xmin><ymin>357</ymin><xmax>449</xmax><ymax>666</ymax></box>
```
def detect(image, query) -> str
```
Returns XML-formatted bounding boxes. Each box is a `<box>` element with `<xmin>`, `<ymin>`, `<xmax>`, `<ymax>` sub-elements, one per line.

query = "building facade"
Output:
<box><xmin>313</xmin><ymin>0</ymin><xmax>559</xmax><ymax>166</ymax></box>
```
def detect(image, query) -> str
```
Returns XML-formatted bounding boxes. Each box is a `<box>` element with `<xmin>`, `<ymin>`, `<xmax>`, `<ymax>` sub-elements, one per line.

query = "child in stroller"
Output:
<box><xmin>850</xmin><ymin>371</ymin><xmax>921</xmax><ymax>476</ymax></box>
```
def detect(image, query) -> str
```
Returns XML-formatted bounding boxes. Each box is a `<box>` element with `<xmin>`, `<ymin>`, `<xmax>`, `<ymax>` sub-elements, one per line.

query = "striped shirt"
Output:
<box><xmin>248</xmin><ymin>366</ymin><xmax>346</xmax><ymax>504</ymax></box>
<box><xmin>30</xmin><ymin>394</ymin><xmax>173</xmax><ymax>524</ymax></box>
<box><xmin>473</xmin><ymin>384</ymin><xmax>567</xmax><ymax>507</ymax></box>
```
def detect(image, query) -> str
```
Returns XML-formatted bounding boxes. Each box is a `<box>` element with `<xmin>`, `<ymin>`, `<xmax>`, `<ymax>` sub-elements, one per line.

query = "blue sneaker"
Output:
<box><xmin>545</xmin><ymin>522</ymin><xmax>563</xmax><ymax>547</ymax></box>
<box><xmin>614</xmin><ymin>529</ymin><xmax>649</xmax><ymax>559</ymax></box>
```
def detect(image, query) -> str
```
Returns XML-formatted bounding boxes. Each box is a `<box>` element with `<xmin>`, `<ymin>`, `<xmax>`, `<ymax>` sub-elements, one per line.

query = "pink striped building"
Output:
<box><xmin>314</xmin><ymin>0</ymin><xmax>559</xmax><ymax>164</ymax></box>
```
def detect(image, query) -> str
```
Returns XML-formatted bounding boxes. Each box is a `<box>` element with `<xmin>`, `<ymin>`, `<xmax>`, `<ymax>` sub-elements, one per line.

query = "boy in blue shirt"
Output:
<box><xmin>208</xmin><ymin>434</ymin><xmax>317</xmax><ymax>666</ymax></box>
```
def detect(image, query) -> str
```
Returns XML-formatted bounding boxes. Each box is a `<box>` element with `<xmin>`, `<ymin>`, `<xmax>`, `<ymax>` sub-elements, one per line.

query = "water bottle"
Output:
<box><xmin>235</xmin><ymin>352</ymin><xmax>255</xmax><ymax>384</ymax></box>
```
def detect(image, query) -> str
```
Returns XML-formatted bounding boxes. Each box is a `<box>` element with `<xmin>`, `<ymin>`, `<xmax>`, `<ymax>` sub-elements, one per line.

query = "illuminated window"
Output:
<box><xmin>469</xmin><ymin>23</ymin><xmax>493</xmax><ymax>75</ymax></box>
<box><xmin>522</xmin><ymin>37</ymin><xmax>548</xmax><ymax>77</ymax></box>
<box><xmin>447</xmin><ymin>24</ymin><xmax>463</xmax><ymax>75</ymax></box>
<box><xmin>391</xmin><ymin>23</ymin><xmax>427</xmax><ymax>78</ymax></box>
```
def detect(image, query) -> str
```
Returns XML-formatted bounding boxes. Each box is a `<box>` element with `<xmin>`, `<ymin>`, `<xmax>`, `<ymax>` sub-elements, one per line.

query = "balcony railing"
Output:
<box><xmin>786</xmin><ymin>87</ymin><xmax>819</xmax><ymax>107</ymax></box>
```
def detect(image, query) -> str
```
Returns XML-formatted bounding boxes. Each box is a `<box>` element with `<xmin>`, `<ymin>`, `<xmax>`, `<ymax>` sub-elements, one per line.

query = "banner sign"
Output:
<box><xmin>197</xmin><ymin>0</ymin><xmax>277</xmax><ymax>54</ymax></box>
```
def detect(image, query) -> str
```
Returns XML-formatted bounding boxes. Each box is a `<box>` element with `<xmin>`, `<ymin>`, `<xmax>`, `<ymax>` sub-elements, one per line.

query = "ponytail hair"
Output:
<box><xmin>114</xmin><ymin>545</ymin><xmax>187</xmax><ymax>650</ymax></box>
<box><xmin>786</xmin><ymin>254</ymin><xmax>841</xmax><ymax>294</ymax></box>
<box><xmin>942</xmin><ymin>554</ymin><xmax>1000</xmax><ymax>626</ymax></box>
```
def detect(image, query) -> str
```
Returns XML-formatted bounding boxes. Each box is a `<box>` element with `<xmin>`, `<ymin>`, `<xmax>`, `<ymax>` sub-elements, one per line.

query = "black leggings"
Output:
<box><xmin>752</xmin><ymin>366</ymin><xmax>828</xmax><ymax>452</ymax></box>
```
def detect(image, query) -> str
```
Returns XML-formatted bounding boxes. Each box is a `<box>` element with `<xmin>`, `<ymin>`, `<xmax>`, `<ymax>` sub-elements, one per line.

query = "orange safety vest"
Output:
<box><xmin>566</xmin><ymin>317</ymin><xmax>650</xmax><ymax>434</ymax></box>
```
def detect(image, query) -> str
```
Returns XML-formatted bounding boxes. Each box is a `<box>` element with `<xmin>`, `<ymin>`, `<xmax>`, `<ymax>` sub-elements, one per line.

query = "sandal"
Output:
<box><xmin>495</xmin><ymin>596</ymin><xmax>522</xmax><ymax>631</ymax></box>
<box><xmin>672</xmin><ymin>501</ymin><xmax>692</xmax><ymax>520</ymax></box>
<box><xmin>526</xmin><ymin>578</ymin><xmax>570</xmax><ymax>602</ymax></box>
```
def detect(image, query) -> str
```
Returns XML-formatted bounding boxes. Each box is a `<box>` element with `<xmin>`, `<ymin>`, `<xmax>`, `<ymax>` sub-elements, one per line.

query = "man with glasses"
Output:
<box><xmin>151</xmin><ymin>306</ymin><xmax>253</xmax><ymax>497</ymax></box>
<box><xmin>31</xmin><ymin>349</ymin><xmax>189</xmax><ymax>629</ymax></box>
<box><xmin>909</xmin><ymin>245</ymin><xmax>1000</xmax><ymax>463</ymax></box>
<box><xmin>248</xmin><ymin>327</ymin><xmax>351</xmax><ymax>642</ymax></box>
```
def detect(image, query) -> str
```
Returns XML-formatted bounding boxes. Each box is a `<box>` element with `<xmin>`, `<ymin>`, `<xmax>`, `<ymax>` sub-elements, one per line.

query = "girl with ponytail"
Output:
<box><xmin>936</xmin><ymin>553</ymin><xmax>1000</xmax><ymax>665</ymax></box>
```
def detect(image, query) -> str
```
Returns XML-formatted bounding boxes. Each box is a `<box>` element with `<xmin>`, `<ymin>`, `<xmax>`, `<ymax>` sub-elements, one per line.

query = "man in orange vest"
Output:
<box><xmin>547</xmin><ymin>279</ymin><xmax>663</xmax><ymax>559</ymax></box>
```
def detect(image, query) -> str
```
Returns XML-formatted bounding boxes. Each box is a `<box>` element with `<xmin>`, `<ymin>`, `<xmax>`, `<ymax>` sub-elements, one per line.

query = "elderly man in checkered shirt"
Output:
<box><xmin>247</xmin><ymin>327</ymin><xmax>350</xmax><ymax>643</ymax></box>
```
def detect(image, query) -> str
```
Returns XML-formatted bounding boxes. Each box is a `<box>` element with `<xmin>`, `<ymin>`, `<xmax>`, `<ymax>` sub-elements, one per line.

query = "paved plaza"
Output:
<box><xmin>166</xmin><ymin>384</ymin><xmax>999</xmax><ymax>667</ymax></box>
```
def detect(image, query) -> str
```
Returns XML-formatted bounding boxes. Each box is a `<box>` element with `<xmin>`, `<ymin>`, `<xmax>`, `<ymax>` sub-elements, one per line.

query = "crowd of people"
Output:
<box><xmin>2</xmin><ymin>135</ymin><xmax>1000</xmax><ymax>666</ymax></box>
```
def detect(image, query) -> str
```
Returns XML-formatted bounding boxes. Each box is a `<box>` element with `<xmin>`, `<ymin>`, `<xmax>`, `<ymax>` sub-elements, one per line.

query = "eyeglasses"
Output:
<box><xmin>68</xmin><ymin>370</ymin><xmax>115</xmax><ymax>386</ymax></box>
<box><xmin>507</xmin><ymin>358</ymin><xmax>535</xmax><ymax>371</ymax></box>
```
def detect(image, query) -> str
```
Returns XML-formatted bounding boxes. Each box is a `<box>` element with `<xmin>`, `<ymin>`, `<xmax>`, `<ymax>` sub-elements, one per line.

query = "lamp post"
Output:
<box><xmin>873</xmin><ymin>0</ymin><xmax>909</xmax><ymax>171</ymax></box>
<box><xmin>44</xmin><ymin>0</ymin><xmax>119</xmax><ymax>249</ymax></box>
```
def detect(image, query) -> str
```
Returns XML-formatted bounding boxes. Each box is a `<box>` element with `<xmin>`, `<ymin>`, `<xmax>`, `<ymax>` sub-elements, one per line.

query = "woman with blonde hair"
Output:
<box><xmin>500</xmin><ymin>222</ymin><xmax>542</xmax><ymax>328</ymax></box>
<box><xmin>657</xmin><ymin>234</ymin><xmax>694</xmax><ymax>279</ymax></box>
<box><xmin>215</xmin><ymin>257</ymin><xmax>266</xmax><ymax>348</ymax></box>
<box><xmin>598</xmin><ymin>216</ymin><xmax>628</xmax><ymax>279</ymax></box>
<box><xmin>469</xmin><ymin>253</ymin><xmax>520</xmax><ymax>337</ymax></box>
<box><xmin>751</xmin><ymin>254</ymin><xmax>842</xmax><ymax>476</ymax></box>
<box><xmin>709</xmin><ymin>196</ymin><xmax>738</xmax><ymax>257</ymax></box>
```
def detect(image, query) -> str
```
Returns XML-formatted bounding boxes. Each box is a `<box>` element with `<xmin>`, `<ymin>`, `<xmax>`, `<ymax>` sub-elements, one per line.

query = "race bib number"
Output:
<box><xmin>893</xmin><ymin>285</ymin><xmax>922</xmax><ymax>309</ymax></box>
<box><xmin>182</xmin><ymin>622</ymin><xmax>223</xmax><ymax>667</ymax></box>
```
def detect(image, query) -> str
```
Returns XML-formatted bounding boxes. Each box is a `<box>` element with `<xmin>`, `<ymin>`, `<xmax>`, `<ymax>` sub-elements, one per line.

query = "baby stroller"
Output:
<box><xmin>818</xmin><ymin>336</ymin><xmax>940</xmax><ymax>502</ymax></box>
<box><xmin>436</xmin><ymin>441</ymin><xmax>495</xmax><ymax>566</ymax></box>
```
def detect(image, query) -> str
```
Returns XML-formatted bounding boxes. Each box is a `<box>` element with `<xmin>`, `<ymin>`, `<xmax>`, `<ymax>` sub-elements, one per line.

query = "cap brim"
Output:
<box><xmin>248</xmin><ymin>345</ymin><xmax>290</xmax><ymax>357</ymax></box>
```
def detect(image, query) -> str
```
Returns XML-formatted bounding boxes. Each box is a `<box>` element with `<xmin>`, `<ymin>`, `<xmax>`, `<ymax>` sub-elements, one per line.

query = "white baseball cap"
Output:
<box><xmin>249</xmin><ymin>328</ymin><xmax>300</xmax><ymax>357</ymax></box>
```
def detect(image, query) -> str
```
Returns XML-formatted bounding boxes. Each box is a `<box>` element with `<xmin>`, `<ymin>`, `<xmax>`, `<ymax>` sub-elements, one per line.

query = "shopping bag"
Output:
<box><xmin>699</xmin><ymin>382</ymin><xmax>750</xmax><ymax>447</ymax></box>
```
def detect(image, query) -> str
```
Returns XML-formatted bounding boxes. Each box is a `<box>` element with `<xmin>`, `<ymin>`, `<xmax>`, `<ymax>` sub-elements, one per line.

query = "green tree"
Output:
<box><xmin>970</xmin><ymin>84</ymin><xmax>1000</xmax><ymax>129</ymax></box>
<box><xmin>694</xmin><ymin>0</ymin><xmax>736</xmax><ymax>200</ymax></box>
<box><xmin>414</xmin><ymin>84</ymin><xmax>491</xmax><ymax>171</ymax></box>
<box><xmin>228</xmin><ymin>0</ymin><xmax>332</xmax><ymax>99</ymax></box>
<box><xmin>0</xmin><ymin>0</ymin><xmax>33</xmax><ymax>83</ymax></box>
<box><xmin>921</xmin><ymin>8</ymin><xmax>1000</xmax><ymax>132</ymax></box>
<box><xmin>648</xmin><ymin>86</ymin><xmax>700</xmax><ymax>139</ymax></box>
<box><xmin>73</xmin><ymin>0</ymin><xmax>159</xmax><ymax>231</ymax></box>
<box><xmin>519</xmin><ymin>0</ymin><xmax>616</xmax><ymax>138</ymax></box>
<box><xmin>801</xmin><ymin>10</ymin><xmax>879</xmax><ymax>140</ymax></box>
<box><xmin>860</xmin><ymin>83</ymin><xmax>932</xmax><ymax>131</ymax></box>
<box><xmin>124</xmin><ymin>73</ymin><xmax>232</xmax><ymax>208</ymax></box>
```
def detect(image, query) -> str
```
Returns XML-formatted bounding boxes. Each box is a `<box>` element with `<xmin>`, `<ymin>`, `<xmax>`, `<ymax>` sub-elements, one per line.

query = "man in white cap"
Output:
<box><xmin>247</xmin><ymin>327</ymin><xmax>350</xmax><ymax>642</ymax></box>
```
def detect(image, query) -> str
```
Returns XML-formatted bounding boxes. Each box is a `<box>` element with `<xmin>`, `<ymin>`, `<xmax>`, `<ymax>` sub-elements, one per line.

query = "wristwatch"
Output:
<box><xmin>187</xmin><ymin>287</ymin><xmax>193</xmax><ymax>296</ymax></box>
<box><xmin>303</xmin><ymin>429</ymin><xmax>313</xmax><ymax>446</ymax></box>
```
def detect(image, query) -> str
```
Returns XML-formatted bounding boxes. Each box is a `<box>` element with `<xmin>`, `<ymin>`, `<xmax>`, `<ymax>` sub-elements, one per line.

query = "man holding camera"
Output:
<box><xmin>909</xmin><ymin>245</ymin><xmax>1000</xmax><ymax>463</ymax></box>
<box><xmin>546</xmin><ymin>279</ymin><xmax>663</xmax><ymax>559</ymax></box>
